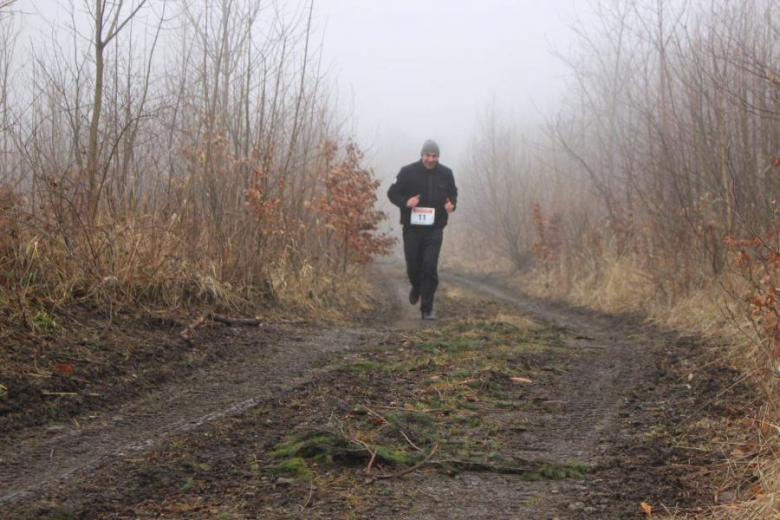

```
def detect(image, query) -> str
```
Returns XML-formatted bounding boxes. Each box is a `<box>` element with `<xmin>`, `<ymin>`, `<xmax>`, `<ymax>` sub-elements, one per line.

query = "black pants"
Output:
<box><xmin>403</xmin><ymin>226</ymin><xmax>444</xmax><ymax>314</ymax></box>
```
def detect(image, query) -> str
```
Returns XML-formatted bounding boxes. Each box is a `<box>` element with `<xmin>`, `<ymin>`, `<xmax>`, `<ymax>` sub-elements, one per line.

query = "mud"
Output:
<box><xmin>1</xmin><ymin>263</ymin><xmax>757</xmax><ymax>518</ymax></box>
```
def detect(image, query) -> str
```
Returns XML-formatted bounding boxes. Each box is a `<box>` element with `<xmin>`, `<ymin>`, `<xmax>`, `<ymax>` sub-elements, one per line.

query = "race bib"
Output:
<box><xmin>411</xmin><ymin>207</ymin><xmax>435</xmax><ymax>226</ymax></box>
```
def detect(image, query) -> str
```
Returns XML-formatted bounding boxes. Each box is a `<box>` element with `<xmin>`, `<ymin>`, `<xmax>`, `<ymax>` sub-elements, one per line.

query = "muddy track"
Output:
<box><xmin>449</xmin><ymin>273</ymin><xmax>653</xmax><ymax>461</ymax></box>
<box><xmin>0</xmin><ymin>324</ymin><xmax>387</xmax><ymax>504</ymax></box>
<box><xmin>366</xmin><ymin>272</ymin><xmax>658</xmax><ymax>519</ymax></box>
<box><xmin>1</xmin><ymin>261</ymin><xmax>428</xmax><ymax>507</ymax></box>
<box><xmin>3</xmin><ymin>264</ymin><xmax>661</xmax><ymax>517</ymax></box>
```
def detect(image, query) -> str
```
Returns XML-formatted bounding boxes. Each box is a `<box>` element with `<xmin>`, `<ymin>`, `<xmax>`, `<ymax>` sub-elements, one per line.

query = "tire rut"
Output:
<box><xmin>449</xmin><ymin>273</ymin><xmax>651</xmax><ymax>462</ymax></box>
<box><xmin>0</xmin><ymin>326</ymin><xmax>383</xmax><ymax>505</ymax></box>
<box><xmin>381</xmin><ymin>272</ymin><xmax>657</xmax><ymax>519</ymax></box>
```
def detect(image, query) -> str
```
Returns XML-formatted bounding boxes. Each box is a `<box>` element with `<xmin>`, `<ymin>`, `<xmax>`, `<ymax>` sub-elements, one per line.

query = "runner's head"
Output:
<box><xmin>421</xmin><ymin>139</ymin><xmax>440</xmax><ymax>169</ymax></box>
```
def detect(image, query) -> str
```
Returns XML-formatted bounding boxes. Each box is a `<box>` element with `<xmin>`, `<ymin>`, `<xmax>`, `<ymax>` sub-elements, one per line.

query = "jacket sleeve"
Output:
<box><xmin>448</xmin><ymin>170</ymin><xmax>458</xmax><ymax>210</ymax></box>
<box><xmin>387</xmin><ymin>168</ymin><xmax>409</xmax><ymax>208</ymax></box>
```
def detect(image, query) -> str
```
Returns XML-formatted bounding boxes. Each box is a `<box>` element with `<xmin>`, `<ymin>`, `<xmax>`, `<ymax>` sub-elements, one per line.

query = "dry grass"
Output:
<box><xmin>269</xmin><ymin>260</ymin><xmax>379</xmax><ymax>323</ymax></box>
<box><xmin>0</xmin><ymin>213</ymin><xmax>380</xmax><ymax>331</ymax></box>
<box><xmin>521</xmin><ymin>254</ymin><xmax>656</xmax><ymax>314</ymax></box>
<box><xmin>439</xmin><ymin>222</ymin><xmax>515</xmax><ymax>275</ymax></box>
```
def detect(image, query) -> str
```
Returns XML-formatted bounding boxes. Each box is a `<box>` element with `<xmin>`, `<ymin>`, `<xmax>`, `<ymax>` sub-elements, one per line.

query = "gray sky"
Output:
<box><xmin>313</xmin><ymin>0</ymin><xmax>586</xmax><ymax>179</ymax></box>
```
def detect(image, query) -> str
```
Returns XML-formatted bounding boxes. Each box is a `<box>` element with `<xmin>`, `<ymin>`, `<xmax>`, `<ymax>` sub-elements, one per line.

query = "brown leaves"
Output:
<box><xmin>640</xmin><ymin>502</ymin><xmax>652</xmax><ymax>516</ymax></box>
<box><xmin>53</xmin><ymin>362</ymin><xmax>74</xmax><ymax>376</ymax></box>
<box><xmin>510</xmin><ymin>376</ymin><xmax>533</xmax><ymax>385</ymax></box>
<box><xmin>316</xmin><ymin>141</ymin><xmax>396</xmax><ymax>265</ymax></box>
<box><xmin>726</xmin><ymin>231</ymin><xmax>780</xmax><ymax>363</ymax></box>
<box><xmin>531</xmin><ymin>202</ymin><xmax>555</xmax><ymax>264</ymax></box>
<box><xmin>245</xmin><ymin>167</ymin><xmax>287</xmax><ymax>238</ymax></box>
<box><xmin>759</xmin><ymin>418</ymin><xmax>772</xmax><ymax>436</ymax></box>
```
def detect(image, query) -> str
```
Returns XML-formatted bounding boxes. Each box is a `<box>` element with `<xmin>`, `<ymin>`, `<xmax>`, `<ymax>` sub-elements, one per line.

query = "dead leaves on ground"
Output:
<box><xmin>53</xmin><ymin>362</ymin><xmax>74</xmax><ymax>376</ymax></box>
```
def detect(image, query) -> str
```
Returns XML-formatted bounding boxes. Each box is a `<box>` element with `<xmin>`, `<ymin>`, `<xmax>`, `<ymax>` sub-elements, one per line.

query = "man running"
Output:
<box><xmin>387</xmin><ymin>139</ymin><xmax>458</xmax><ymax>320</ymax></box>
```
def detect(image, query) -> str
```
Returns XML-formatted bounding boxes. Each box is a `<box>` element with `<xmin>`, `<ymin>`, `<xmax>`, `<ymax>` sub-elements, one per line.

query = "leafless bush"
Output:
<box><xmin>0</xmin><ymin>0</ymin><xmax>393</xmax><ymax>318</ymax></box>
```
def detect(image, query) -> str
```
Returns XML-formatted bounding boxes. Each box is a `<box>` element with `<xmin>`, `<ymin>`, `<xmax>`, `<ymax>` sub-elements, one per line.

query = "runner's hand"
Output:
<box><xmin>406</xmin><ymin>194</ymin><xmax>421</xmax><ymax>208</ymax></box>
<box><xmin>445</xmin><ymin>198</ymin><xmax>455</xmax><ymax>213</ymax></box>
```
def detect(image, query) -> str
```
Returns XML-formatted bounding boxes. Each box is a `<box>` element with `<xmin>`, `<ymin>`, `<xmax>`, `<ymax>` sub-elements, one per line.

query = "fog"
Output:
<box><xmin>1</xmin><ymin>2</ymin><xmax>778</xmax><ymax>514</ymax></box>
<box><xmin>8</xmin><ymin>0</ymin><xmax>587</xmax><ymax>182</ymax></box>
<box><xmin>314</xmin><ymin>0</ymin><xmax>587</xmax><ymax>181</ymax></box>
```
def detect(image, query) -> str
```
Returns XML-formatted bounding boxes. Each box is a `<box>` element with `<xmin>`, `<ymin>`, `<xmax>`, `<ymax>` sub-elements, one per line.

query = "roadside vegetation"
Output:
<box><xmin>0</xmin><ymin>1</ymin><xmax>393</xmax><ymax>390</ymax></box>
<box><xmin>0</xmin><ymin>0</ymin><xmax>394</xmax><ymax>451</ymax></box>
<box><xmin>449</xmin><ymin>0</ymin><xmax>779</xmax><ymax>516</ymax></box>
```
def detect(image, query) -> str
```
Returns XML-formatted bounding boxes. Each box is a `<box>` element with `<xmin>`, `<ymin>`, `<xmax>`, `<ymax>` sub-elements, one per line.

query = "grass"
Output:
<box><xmin>386</xmin><ymin>410</ymin><xmax>435</xmax><ymax>428</ymax></box>
<box><xmin>267</xmin><ymin>313</ymin><xmax>586</xmax><ymax>487</ymax></box>
<box><xmin>272</xmin><ymin>429</ymin><xmax>424</xmax><ymax>467</ymax></box>
<box><xmin>180</xmin><ymin>477</ymin><xmax>197</xmax><ymax>492</ymax></box>
<box><xmin>32</xmin><ymin>308</ymin><xmax>57</xmax><ymax>330</ymax></box>
<box><xmin>270</xmin><ymin>425</ymin><xmax>588</xmax><ymax>483</ymax></box>
<box><xmin>178</xmin><ymin>459</ymin><xmax>210</xmax><ymax>471</ymax></box>
<box><xmin>0</xmin><ymin>213</ymin><xmax>386</xmax><ymax>347</ymax></box>
<box><xmin>22</xmin><ymin>502</ymin><xmax>76</xmax><ymax>520</ymax></box>
<box><xmin>337</xmin><ymin>360</ymin><xmax>381</xmax><ymax>373</ymax></box>
<box><xmin>264</xmin><ymin>457</ymin><xmax>313</xmax><ymax>481</ymax></box>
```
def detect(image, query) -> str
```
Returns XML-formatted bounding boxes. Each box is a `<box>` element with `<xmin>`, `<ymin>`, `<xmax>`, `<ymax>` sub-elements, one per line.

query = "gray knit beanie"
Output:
<box><xmin>421</xmin><ymin>139</ymin><xmax>440</xmax><ymax>155</ymax></box>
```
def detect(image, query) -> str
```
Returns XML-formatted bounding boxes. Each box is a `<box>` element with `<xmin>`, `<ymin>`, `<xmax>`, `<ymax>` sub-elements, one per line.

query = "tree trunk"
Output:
<box><xmin>87</xmin><ymin>0</ymin><xmax>105</xmax><ymax>224</ymax></box>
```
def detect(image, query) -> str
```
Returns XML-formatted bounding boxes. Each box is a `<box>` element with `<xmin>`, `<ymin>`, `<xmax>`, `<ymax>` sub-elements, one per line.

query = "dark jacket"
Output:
<box><xmin>387</xmin><ymin>160</ymin><xmax>458</xmax><ymax>228</ymax></box>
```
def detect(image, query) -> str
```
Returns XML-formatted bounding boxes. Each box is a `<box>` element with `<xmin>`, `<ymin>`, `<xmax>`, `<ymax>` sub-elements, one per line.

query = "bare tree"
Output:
<box><xmin>461</xmin><ymin>0</ymin><xmax>780</xmax><ymax>298</ymax></box>
<box><xmin>85</xmin><ymin>0</ymin><xmax>149</xmax><ymax>223</ymax></box>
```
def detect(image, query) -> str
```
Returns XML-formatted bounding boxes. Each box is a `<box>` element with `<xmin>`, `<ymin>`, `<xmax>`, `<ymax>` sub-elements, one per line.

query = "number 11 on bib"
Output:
<box><xmin>411</xmin><ymin>207</ymin><xmax>435</xmax><ymax>226</ymax></box>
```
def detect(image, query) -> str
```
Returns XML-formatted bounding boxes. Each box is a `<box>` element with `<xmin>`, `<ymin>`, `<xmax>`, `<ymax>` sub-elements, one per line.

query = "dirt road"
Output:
<box><xmin>2</xmin><ymin>263</ymin><xmax>748</xmax><ymax>518</ymax></box>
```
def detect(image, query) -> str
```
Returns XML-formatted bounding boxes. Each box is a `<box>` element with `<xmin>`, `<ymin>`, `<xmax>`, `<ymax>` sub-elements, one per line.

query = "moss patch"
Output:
<box><xmin>264</xmin><ymin>457</ymin><xmax>313</xmax><ymax>481</ymax></box>
<box><xmin>337</xmin><ymin>360</ymin><xmax>381</xmax><ymax>373</ymax></box>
